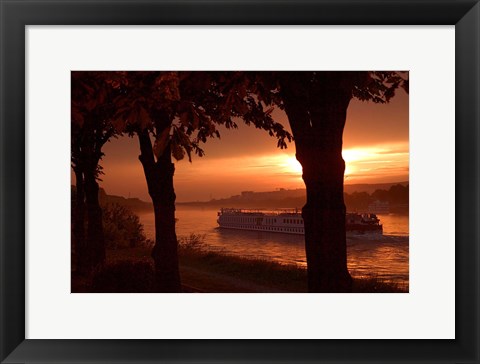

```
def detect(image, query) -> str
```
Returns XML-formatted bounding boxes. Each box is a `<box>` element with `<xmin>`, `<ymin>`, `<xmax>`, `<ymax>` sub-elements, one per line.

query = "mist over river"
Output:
<box><xmin>138</xmin><ymin>206</ymin><xmax>409</xmax><ymax>285</ymax></box>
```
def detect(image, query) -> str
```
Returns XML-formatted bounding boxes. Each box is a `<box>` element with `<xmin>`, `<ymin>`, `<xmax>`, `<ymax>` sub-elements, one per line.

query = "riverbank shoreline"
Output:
<box><xmin>72</xmin><ymin>237</ymin><xmax>408</xmax><ymax>293</ymax></box>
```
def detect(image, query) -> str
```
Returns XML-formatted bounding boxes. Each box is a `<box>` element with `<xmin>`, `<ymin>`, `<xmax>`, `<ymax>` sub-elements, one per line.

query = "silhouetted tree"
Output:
<box><xmin>388</xmin><ymin>184</ymin><xmax>409</xmax><ymax>205</ymax></box>
<box><xmin>372</xmin><ymin>188</ymin><xmax>390</xmax><ymax>202</ymax></box>
<box><xmin>71</xmin><ymin>72</ymin><xmax>117</xmax><ymax>272</ymax></box>
<box><xmin>253</xmin><ymin>71</ymin><xmax>408</xmax><ymax>292</ymax></box>
<box><xmin>344</xmin><ymin>191</ymin><xmax>372</xmax><ymax>211</ymax></box>
<box><xmin>109</xmin><ymin>71</ymin><xmax>291</xmax><ymax>292</ymax></box>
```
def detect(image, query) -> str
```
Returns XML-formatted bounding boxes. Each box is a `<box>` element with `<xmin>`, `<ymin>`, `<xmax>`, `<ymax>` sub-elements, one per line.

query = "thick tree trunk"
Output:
<box><xmin>301</xmin><ymin>149</ymin><xmax>352</xmax><ymax>292</ymax></box>
<box><xmin>73</xmin><ymin>168</ymin><xmax>88</xmax><ymax>273</ymax></box>
<box><xmin>281</xmin><ymin>72</ymin><xmax>353</xmax><ymax>292</ymax></box>
<box><xmin>72</xmin><ymin>111</ymin><xmax>110</xmax><ymax>272</ymax></box>
<box><xmin>138</xmin><ymin>130</ymin><xmax>181</xmax><ymax>292</ymax></box>
<box><xmin>84</xmin><ymin>165</ymin><xmax>106</xmax><ymax>269</ymax></box>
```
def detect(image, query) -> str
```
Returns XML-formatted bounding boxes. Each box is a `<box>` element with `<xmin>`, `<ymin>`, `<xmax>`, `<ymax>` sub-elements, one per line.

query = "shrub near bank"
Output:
<box><xmin>103</xmin><ymin>203</ymin><xmax>147</xmax><ymax>249</ymax></box>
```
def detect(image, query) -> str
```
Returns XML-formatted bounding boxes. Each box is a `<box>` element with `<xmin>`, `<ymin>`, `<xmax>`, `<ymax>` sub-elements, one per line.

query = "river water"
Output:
<box><xmin>138</xmin><ymin>207</ymin><xmax>409</xmax><ymax>285</ymax></box>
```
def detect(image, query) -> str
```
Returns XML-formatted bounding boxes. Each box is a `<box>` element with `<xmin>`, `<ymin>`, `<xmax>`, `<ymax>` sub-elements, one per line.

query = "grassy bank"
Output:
<box><xmin>72</xmin><ymin>235</ymin><xmax>408</xmax><ymax>293</ymax></box>
<box><xmin>177</xmin><ymin>234</ymin><xmax>407</xmax><ymax>293</ymax></box>
<box><xmin>178</xmin><ymin>234</ymin><xmax>307</xmax><ymax>292</ymax></box>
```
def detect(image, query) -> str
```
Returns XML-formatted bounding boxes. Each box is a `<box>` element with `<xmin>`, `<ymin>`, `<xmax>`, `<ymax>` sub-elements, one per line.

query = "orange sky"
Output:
<box><xmin>93</xmin><ymin>87</ymin><xmax>408</xmax><ymax>202</ymax></box>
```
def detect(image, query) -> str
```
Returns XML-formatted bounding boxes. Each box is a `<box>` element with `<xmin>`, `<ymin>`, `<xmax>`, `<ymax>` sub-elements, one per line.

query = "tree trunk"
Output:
<box><xmin>73</xmin><ymin>168</ymin><xmax>88</xmax><ymax>273</ymax></box>
<box><xmin>281</xmin><ymin>72</ymin><xmax>353</xmax><ymax>292</ymax></box>
<box><xmin>301</xmin><ymin>147</ymin><xmax>352</xmax><ymax>292</ymax></box>
<box><xmin>84</xmin><ymin>164</ymin><xmax>106</xmax><ymax>269</ymax></box>
<box><xmin>138</xmin><ymin>129</ymin><xmax>181</xmax><ymax>292</ymax></box>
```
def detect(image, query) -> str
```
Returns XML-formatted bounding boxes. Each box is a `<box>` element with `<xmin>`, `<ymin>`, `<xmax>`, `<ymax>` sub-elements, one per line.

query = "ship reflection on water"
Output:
<box><xmin>139</xmin><ymin>207</ymin><xmax>409</xmax><ymax>285</ymax></box>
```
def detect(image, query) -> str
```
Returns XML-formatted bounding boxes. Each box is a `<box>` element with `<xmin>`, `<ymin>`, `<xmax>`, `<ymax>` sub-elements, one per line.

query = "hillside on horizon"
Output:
<box><xmin>71</xmin><ymin>185</ymin><xmax>153</xmax><ymax>212</ymax></box>
<box><xmin>178</xmin><ymin>181</ymin><xmax>409</xmax><ymax>210</ymax></box>
<box><xmin>343</xmin><ymin>181</ymin><xmax>409</xmax><ymax>195</ymax></box>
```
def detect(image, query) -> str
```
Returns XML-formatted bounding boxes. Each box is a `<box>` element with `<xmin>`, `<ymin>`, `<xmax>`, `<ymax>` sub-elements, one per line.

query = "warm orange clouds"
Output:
<box><xmin>94</xmin><ymin>141</ymin><xmax>409</xmax><ymax>202</ymax></box>
<box><xmin>342</xmin><ymin>143</ymin><xmax>409</xmax><ymax>184</ymax></box>
<box><xmin>93</xmin><ymin>87</ymin><xmax>408</xmax><ymax>202</ymax></box>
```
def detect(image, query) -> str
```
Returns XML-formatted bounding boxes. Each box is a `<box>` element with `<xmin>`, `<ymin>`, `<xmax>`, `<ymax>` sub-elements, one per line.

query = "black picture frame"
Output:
<box><xmin>1</xmin><ymin>0</ymin><xmax>478</xmax><ymax>363</ymax></box>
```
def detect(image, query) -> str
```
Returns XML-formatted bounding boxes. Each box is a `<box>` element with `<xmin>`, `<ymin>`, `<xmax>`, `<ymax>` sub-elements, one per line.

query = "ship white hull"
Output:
<box><xmin>217</xmin><ymin>208</ymin><xmax>382</xmax><ymax>235</ymax></box>
<box><xmin>217</xmin><ymin>222</ymin><xmax>304</xmax><ymax>235</ymax></box>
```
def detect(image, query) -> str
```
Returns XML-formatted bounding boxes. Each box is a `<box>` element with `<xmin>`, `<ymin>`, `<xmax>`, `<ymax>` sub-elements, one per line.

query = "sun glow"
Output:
<box><xmin>342</xmin><ymin>144</ymin><xmax>409</xmax><ymax>182</ymax></box>
<box><xmin>342</xmin><ymin>148</ymin><xmax>373</xmax><ymax>163</ymax></box>
<box><xmin>283</xmin><ymin>156</ymin><xmax>303</xmax><ymax>174</ymax></box>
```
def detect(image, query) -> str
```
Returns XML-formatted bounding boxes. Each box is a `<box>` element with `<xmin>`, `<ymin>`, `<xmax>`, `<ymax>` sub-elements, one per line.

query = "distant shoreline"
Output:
<box><xmin>90</xmin><ymin>180</ymin><xmax>409</xmax><ymax>213</ymax></box>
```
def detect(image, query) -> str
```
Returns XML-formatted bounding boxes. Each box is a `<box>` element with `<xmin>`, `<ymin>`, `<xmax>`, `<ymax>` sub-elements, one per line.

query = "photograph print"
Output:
<box><xmin>71</xmin><ymin>71</ymin><xmax>409</xmax><ymax>293</ymax></box>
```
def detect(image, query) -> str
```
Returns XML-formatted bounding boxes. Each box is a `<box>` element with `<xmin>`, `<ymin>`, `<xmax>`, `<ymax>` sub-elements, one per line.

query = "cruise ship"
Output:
<box><xmin>217</xmin><ymin>208</ymin><xmax>382</xmax><ymax>235</ymax></box>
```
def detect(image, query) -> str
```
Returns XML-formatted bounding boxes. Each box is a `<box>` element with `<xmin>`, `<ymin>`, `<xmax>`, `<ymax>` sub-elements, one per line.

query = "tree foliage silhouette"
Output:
<box><xmin>102</xmin><ymin>71</ymin><xmax>292</xmax><ymax>292</ymax></box>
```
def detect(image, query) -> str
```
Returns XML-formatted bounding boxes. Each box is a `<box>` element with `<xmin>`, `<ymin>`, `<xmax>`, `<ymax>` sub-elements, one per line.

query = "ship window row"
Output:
<box><xmin>223</xmin><ymin>223</ymin><xmax>304</xmax><ymax>233</ymax></box>
<box><xmin>262</xmin><ymin>226</ymin><xmax>303</xmax><ymax>233</ymax></box>
<box><xmin>223</xmin><ymin>217</ymin><xmax>303</xmax><ymax>225</ymax></box>
<box><xmin>283</xmin><ymin>219</ymin><xmax>303</xmax><ymax>224</ymax></box>
<box><xmin>224</xmin><ymin>217</ymin><xmax>279</xmax><ymax>224</ymax></box>
<box><xmin>265</xmin><ymin>218</ymin><xmax>277</xmax><ymax>224</ymax></box>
